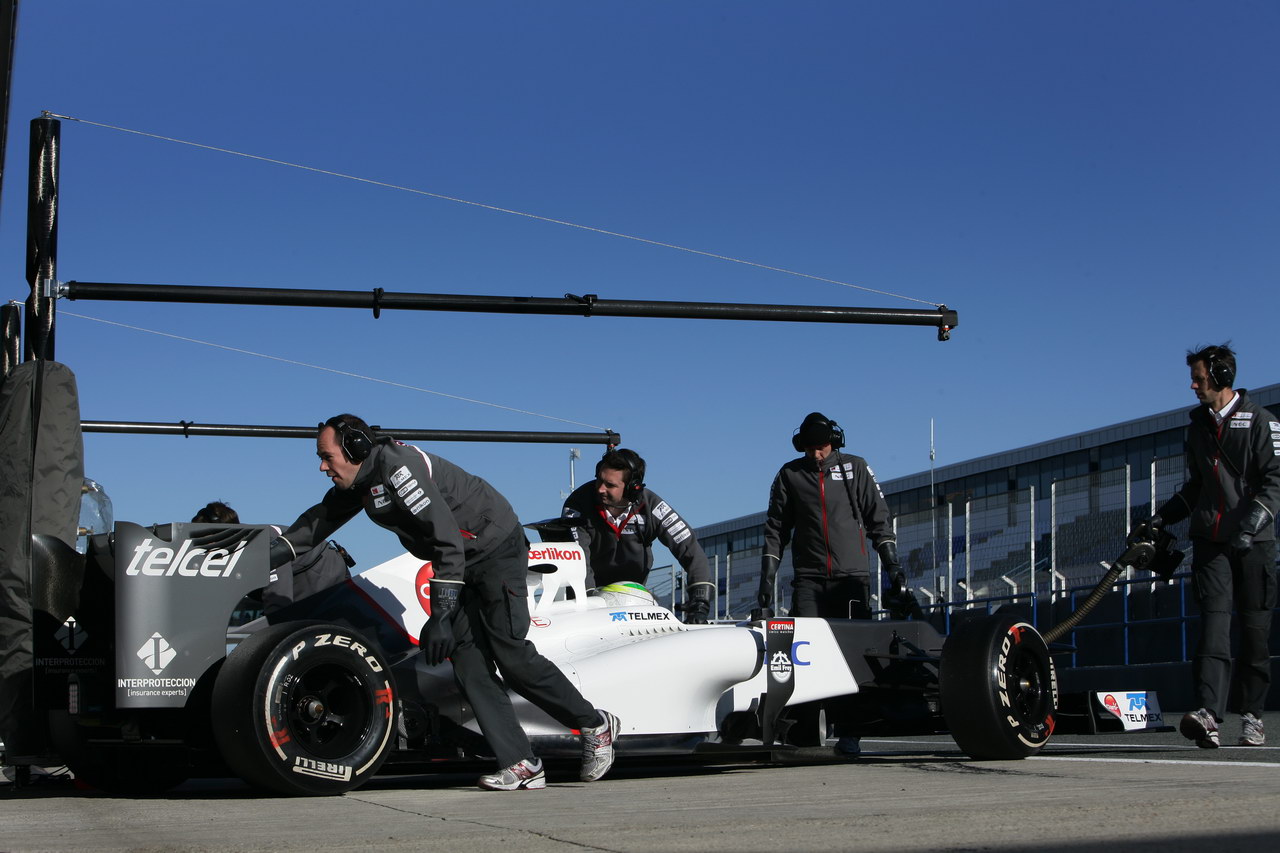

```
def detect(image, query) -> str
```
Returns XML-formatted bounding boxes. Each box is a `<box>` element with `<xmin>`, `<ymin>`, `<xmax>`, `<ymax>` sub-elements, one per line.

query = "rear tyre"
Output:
<box><xmin>211</xmin><ymin>622</ymin><xmax>397</xmax><ymax>795</ymax></box>
<box><xmin>940</xmin><ymin>613</ymin><xmax>1056</xmax><ymax>760</ymax></box>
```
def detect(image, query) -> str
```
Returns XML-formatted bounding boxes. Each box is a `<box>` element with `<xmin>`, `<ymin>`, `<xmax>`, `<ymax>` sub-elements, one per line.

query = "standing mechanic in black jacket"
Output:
<box><xmin>1132</xmin><ymin>346</ymin><xmax>1280</xmax><ymax>749</ymax></box>
<box><xmin>757</xmin><ymin>412</ymin><xmax>903</xmax><ymax>621</ymax></box>
<box><xmin>755</xmin><ymin>412</ymin><xmax>903</xmax><ymax>757</ymax></box>
<box><xmin>268</xmin><ymin>414</ymin><xmax>619</xmax><ymax>791</ymax></box>
<box><xmin>556</xmin><ymin>448</ymin><xmax>715</xmax><ymax>623</ymax></box>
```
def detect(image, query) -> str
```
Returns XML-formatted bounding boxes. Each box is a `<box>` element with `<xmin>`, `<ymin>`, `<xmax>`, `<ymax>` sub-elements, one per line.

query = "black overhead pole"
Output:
<box><xmin>25</xmin><ymin>115</ymin><xmax>58</xmax><ymax>361</ymax></box>
<box><xmin>79</xmin><ymin>420</ymin><xmax>620</xmax><ymax>446</ymax></box>
<box><xmin>60</xmin><ymin>282</ymin><xmax>958</xmax><ymax>339</ymax></box>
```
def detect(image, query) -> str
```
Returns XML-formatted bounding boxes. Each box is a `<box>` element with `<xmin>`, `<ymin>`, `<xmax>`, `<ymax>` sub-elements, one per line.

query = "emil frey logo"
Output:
<box><xmin>769</xmin><ymin>650</ymin><xmax>793</xmax><ymax>683</ymax></box>
<box><xmin>137</xmin><ymin>632</ymin><xmax>177</xmax><ymax>675</ymax></box>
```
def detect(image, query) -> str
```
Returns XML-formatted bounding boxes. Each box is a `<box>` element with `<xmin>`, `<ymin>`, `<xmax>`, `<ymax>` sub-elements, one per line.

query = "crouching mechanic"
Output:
<box><xmin>270</xmin><ymin>414</ymin><xmax>620</xmax><ymax>790</ymax></box>
<box><xmin>555</xmin><ymin>448</ymin><xmax>715</xmax><ymax>623</ymax></box>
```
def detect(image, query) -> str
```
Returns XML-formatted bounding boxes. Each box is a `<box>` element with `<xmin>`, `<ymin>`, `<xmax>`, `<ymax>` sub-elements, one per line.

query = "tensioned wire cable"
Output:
<box><xmin>43</xmin><ymin>112</ymin><xmax>945</xmax><ymax>308</ymax></box>
<box><xmin>59</xmin><ymin>310</ymin><xmax>609</xmax><ymax>431</ymax></box>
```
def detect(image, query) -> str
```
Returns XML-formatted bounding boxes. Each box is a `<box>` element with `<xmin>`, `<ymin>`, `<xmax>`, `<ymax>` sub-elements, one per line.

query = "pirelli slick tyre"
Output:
<box><xmin>939</xmin><ymin>613</ymin><xmax>1057</xmax><ymax>760</ymax></box>
<box><xmin>211</xmin><ymin>622</ymin><xmax>397</xmax><ymax>795</ymax></box>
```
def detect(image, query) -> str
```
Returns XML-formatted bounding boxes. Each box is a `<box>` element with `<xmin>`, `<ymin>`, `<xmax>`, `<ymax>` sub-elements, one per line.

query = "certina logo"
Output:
<box><xmin>767</xmin><ymin>620</ymin><xmax>793</xmax><ymax>634</ymax></box>
<box><xmin>137</xmin><ymin>632</ymin><xmax>177</xmax><ymax>674</ymax></box>
<box><xmin>528</xmin><ymin>546</ymin><xmax>583</xmax><ymax>562</ymax></box>
<box><xmin>769</xmin><ymin>650</ymin><xmax>792</xmax><ymax>683</ymax></box>
<box><xmin>292</xmin><ymin>756</ymin><xmax>353</xmax><ymax>782</ymax></box>
<box><xmin>124</xmin><ymin>537</ymin><xmax>249</xmax><ymax>578</ymax></box>
<box><xmin>609</xmin><ymin>611</ymin><xmax>673</xmax><ymax>622</ymax></box>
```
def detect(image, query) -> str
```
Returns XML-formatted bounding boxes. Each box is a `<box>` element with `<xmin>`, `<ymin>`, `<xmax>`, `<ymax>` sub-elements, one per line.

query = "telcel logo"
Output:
<box><xmin>124</xmin><ymin>538</ymin><xmax>249</xmax><ymax>578</ymax></box>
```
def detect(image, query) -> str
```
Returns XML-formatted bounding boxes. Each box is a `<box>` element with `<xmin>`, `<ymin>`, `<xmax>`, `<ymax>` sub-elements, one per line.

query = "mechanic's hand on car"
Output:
<box><xmin>420</xmin><ymin>579</ymin><xmax>463</xmax><ymax>666</ymax></box>
<box><xmin>268</xmin><ymin>536</ymin><xmax>298</xmax><ymax>570</ymax></box>
<box><xmin>190</xmin><ymin>525</ymin><xmax>260</xmax><ymax>553</ymax></box>
<box><xmin>683</xmin><ymin>584</ymin><xmax>712</xmax><ymax>625</ymax></box>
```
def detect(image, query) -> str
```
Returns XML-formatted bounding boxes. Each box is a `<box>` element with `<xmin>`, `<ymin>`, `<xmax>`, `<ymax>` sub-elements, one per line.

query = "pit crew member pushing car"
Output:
<box><xmin>756</xmin><ymin>412</ymin><xmax>903</xmax><ymax>755</ymax></box>
<box><xmin>269</xmin><ymin>414</ymin><xmax>620</xmax><ymax>790</ymax></box>
<box><xmin>554</xmin><ymin>448</ymin><xmax>715</xmax><ymax>623</ymax></box>
<box><xmin>1131</xmin><ymin>345</ymin><xmax>1279</xmax><ymax>748</ymax></box>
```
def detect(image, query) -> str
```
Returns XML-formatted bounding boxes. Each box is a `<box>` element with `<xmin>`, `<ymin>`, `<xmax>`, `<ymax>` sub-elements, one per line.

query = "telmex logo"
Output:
<box><xmin>124</xmin><ymin>537</ymin><xmax>249</xmax><ymax>578</ymax></box>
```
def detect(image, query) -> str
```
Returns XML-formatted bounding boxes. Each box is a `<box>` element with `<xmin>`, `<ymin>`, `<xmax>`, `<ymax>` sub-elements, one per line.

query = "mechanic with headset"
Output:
<box><xmin>1130</xmin><ymin>345</ymin><xmax>1279</xmax><ymax>749</ymax></box>
<box><xmin>757</xmin><ymin>412</ymin><xmax>904</xmax><ymax>621</ymax></box>
<box><xmin>555</xmin><ymin>448</ymin><xmax>715</xmax><ymax>623</ymax></box>
<box><xmin>755</xmin><ymin>412</ymin><xmax>905</xmax><ymax>756</ymax></box>
<box><xmin>267</xmin><ymin>414</ymin><xmax>620</xmax><ymax>791</ymax></box>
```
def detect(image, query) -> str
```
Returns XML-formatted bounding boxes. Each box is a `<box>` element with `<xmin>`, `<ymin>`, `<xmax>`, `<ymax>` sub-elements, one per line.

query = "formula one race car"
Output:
<box><xmin>21</xmin><ymin>514</ymin><xmax>1165</xmax><ymax>796</ymax></box>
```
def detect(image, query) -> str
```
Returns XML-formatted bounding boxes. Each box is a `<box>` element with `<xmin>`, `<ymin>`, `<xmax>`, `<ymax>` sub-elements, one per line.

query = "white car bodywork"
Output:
<box><xmin>350</xmin><ymin>542</ymin><xmax>859</xmax><ymax>742</ymax></box>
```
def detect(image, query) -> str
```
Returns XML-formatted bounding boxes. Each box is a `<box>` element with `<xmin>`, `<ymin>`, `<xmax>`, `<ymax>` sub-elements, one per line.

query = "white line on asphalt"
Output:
<box><xmin>1030</xmin><ymin>756</ymin><xmax>1280</xmax><ymax>768</ymax></box>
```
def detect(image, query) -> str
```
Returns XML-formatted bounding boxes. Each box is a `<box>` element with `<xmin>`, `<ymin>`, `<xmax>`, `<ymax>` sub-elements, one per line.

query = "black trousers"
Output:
<box><xmin>1190</xmin><ymin>538</ymin><xmax>1277</xmax><ymax>719</ymax></box>
<box><xmin>791</xmin><ymin>573</ymin><xmax>872</xmax><ymax>619</ymax></box>
<box><xmin>789</xmin><ymin>573</ymin><xmax>872</xmax><ymax>741</ymax></box>
<box><xmin>448</xmin><ymin>526</ymin><xmax>599</xmax><ymax>767</ymax></box>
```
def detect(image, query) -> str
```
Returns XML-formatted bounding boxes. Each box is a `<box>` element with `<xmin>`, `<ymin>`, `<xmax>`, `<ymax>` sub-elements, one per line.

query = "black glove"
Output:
<box><xmin>876</xmin><ymin>541</ymin><xmax>903</xmax><ymax>594</ymax></box>
<box><xmin>190</xmin><ymin>525</ymin><xmax>260</xmax><ymax>553</ymax></box>
<box><xmin>683</xmin><ymin>583</ymin><xmax>712</xmax><ymax>625</ymax></box>
<box><xmin>419</xmin><ymin>579</ymin><xmax>463</xmax><ymax>666</ymax></box>
<box><xmin>753</xmin><ymin>555</ymin><xmax>777</xmax><ymax>620</ymax></box>
<box><xmin>1229</xmin><ymin>503</ymin><xmax>1272</xmax><ymax>553</ymax></box>
<box><xmin>1127</xmin><ymin>514</ymin><xmax>1164</xmax><ymax>546</ymax></box>
<box><xmin>268</xmin><ymin>536</ymin><xmax>298</xmax><ymax>570</ymax></box>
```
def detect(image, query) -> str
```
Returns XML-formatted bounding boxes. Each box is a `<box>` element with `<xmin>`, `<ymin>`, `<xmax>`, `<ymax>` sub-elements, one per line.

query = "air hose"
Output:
<box><xmin>1041</xmin><ymin>537</ymin><xmax>1173</xmax><ymax>645</ymax></box>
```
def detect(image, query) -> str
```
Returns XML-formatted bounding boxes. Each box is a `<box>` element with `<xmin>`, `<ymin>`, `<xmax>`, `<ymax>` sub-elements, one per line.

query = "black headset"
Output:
<box><xmin>792</xmin><ymin>412</ymin><xmax>845</xmax><ymax>452</ymax></box>
<box><xmin>327</xmin><ymin>417</ymin><xmax>374</xmax><ymax>463</ymax></box>
<box><xmin>1205</xmin><ymin>350</ymin><xmax>1235</xmax><ymax>389</ymax></box>
<box><xmin>600</xmin><ymin>448</ymin><xmax>646</xmax><ymax>500</ymax></box>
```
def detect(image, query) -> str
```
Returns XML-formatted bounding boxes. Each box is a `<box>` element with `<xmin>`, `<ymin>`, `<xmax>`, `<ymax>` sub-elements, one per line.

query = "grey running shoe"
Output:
<box><xmin>478</xmin><ymin>758</ymin><xmax>546</xmax><ymax>791</ymax></box>
<box><xmin>579</xmin><ymin>710</ymin><xmax>620</xmax><ymax>782</ymax></box>
<box><xmin>1239</xmin><ymin>713</ymin><xmax>1266</xmax><ymax>747</ymax></box>
<box><xmin>1179</xmin><ymin>707</ymin><xmax>1220</xmax><ymax>748</ymax></box>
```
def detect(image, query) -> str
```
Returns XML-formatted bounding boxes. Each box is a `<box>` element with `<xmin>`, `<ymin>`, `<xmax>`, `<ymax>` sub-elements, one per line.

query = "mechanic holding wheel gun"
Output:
<box><xmin>755</xmin><ymin>412</ymin><xmax>912</xmax><ymax>756</ymax></box>
<box><xmin>553</xmin><ymin>448</ymin><xmax>716</xmax><ymax>623</ymax></box>
<box><xmin>1129</xmin><ymin>345</ymin><xmax>1280</xmax><ymax>749</ymax></box>
<box><xmin>264</xmin><ymin>414</ymin><xmax>620</xmax><ymax>790</ymax></box>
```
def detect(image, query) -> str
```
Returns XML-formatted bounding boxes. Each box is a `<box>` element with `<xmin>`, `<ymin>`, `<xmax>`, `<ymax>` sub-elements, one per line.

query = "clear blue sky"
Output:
<box><xmin>2</xmin><ymin>1</ymin><xmax>1277</xmax><ymax>569</ymax></box>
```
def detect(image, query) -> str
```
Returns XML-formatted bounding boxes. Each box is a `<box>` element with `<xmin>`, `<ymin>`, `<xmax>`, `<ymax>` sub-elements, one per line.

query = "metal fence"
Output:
<box><xmin>647</xmin><ymin>455</ymin><xmax>1279</xmax><ymax>669</ymax></box>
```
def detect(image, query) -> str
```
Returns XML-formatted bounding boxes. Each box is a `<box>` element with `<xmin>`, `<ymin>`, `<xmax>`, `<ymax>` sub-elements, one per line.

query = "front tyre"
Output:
<box><xmin>211</xmin><ymin>622</ymin><xmax>397</xmax><ymax>795</ymax></box>
<box><xmin>940</xmin><ymin>613</ymin><xmax>1056</xmax><ymax>760</ymax></box>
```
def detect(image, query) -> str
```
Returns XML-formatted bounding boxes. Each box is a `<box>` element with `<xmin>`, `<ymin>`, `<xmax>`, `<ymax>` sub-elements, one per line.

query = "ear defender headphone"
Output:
<box><xmin>327</xmin><ymin>418</ymin><xmax>374</xmax><ymax>463</ymax></box>
<box><xmin>1205</xmin><ymin>350</ymin><xmax>1235</xmax><ymax>389</ymax></box>
<box><xmin>601</xmin><ymin>448</ymin><xmax>646</xmax><ymax>500</ymax></box>
<box><xmin>792</xmin><ymin>412</ymin><xmax>845</xmax><ymax>452</ymax></box>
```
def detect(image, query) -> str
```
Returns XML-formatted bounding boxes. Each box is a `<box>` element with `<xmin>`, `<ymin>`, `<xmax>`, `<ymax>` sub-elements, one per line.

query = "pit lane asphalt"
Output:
<box><xmin>4</xmin><ymin>729</ymin><xmax>1279</xmax><ymax>853</ymax></box>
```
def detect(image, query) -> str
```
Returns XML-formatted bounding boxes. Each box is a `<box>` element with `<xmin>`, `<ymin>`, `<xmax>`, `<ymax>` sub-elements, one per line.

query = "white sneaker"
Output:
<box><xmin>1240</xmin><ymin>713</ymin><xmax>1266</xmax><ymax>747</ymax></box>
<box><xmin>579</xmin><ymin>710</ymin><xmax>619</xmax><ymax>782</ymax></box>
<box><xmin>1179</xmin><ymin>708</ymin><xmax>1219</xmax><ymax>749</ymax></box>
<box><xmin>478</xmin><ymin>758</ymin><xmax>546</xmax><ymax>791</ymax></box>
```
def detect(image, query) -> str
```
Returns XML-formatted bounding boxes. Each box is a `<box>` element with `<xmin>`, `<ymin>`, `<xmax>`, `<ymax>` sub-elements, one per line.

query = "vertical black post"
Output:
<box><xmin>25</xmin><ymin>116</ymin><xmax>59</xmax><ymax>361</ymax></box>
<box><xmin>1</xmin><ymin>301</ymin><xmax>19</xmax><ymax>383</ymax></box>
